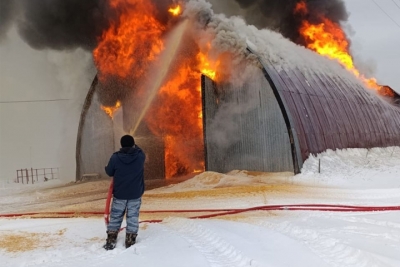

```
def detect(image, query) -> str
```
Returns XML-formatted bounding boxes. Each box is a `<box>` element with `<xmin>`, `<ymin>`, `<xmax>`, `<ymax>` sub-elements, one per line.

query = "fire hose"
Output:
<box><xmin>1</xmin><ymin>180</ymin><xmax>399</xmax><ymax>225</ymax></box>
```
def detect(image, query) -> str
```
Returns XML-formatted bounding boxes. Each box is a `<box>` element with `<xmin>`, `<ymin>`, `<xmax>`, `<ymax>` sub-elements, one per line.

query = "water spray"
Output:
<box><xmin>130</xmin><ymin>19</ymin><xmax>189</xmax><ymax>135</ymax></box>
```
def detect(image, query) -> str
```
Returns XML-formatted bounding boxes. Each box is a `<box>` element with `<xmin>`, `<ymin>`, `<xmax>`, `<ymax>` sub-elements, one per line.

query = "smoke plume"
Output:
<box><xmin>208</xmin><ymin>0</ymin><xmax>349</xmax><ymax>44</ymax></box>
<box><xmin>0</xmin><ymin>0</ymin><xmax>349</xmax><ymax>51</ymax></box>
<box><xmin>0</xmin><ymin>0</ymin><xmax>176</xmax><ymax>51</ymax></box>
<box><xmin>14</xmin><ymin>0</ymin><xmax>112</xmax><ymax>50</ymax></box>
<box><xmin>0</xmin><ymin>0</ymin><xmax>351</xmax><ymax>109</ymax></box>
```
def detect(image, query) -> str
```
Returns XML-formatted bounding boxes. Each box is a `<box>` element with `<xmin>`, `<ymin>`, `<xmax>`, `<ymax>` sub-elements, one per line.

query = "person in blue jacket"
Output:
<box><xmin>103</xmin><ymin>135</ymin><xmax>146</xmax><ymax>250</ymax></box>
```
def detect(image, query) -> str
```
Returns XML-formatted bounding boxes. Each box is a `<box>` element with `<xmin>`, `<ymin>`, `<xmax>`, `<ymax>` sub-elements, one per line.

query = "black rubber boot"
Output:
<box><xmin>103</xmin><ymin>231</ymin><xmax>118</xmax><ymax>250</ymax></box>
<box><xmin>125</xmin><ymin>233</ymin><xmax>137</xmax><ymax>248</ymax></box>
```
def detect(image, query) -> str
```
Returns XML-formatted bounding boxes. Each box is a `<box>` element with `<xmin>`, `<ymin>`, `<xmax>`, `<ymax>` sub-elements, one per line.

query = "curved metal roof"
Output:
<box><xmin>256</xmin><ymin>56</ymin><xmax>400</xmax><ymax>168</ymax></box>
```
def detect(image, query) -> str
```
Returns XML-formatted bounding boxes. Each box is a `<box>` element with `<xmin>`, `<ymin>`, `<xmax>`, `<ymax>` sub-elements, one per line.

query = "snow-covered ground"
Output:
<box><xmin>1</xmin><ymin>147</ymin><xmax>400</xmax><ymax>267</ymax></box>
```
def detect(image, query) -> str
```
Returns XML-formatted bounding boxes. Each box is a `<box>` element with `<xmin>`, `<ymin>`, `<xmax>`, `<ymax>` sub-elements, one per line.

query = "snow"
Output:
<box><xmin>1</xmin><ymin>147</ymin><xmax>400</xmax><ymax>267</ymax></box>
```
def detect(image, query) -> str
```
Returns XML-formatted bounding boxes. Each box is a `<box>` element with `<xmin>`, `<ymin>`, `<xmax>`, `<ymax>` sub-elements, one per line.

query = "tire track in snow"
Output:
<box><xmin>255</xmin><ymin>220</ymin><xmax>391</xmax><ymax>267</ymax></box>
<box><xmin>163</xmin><ymin>217</ymin><xmax>259</xmax><ymax>267</ymax></box>
<box><xmin>308</xmin><ymin>214</ymin><xmax>400</xmax><ymax>245</ymax></box>
<box><xmin>16</xmin><ymin>246</ymin><xmax>106</xmax><ymax>267</ymax></box>
<box><xmin>321</xmin><ymin>214</ymin><xmax>400</xmax><ymax>230</ymax></box>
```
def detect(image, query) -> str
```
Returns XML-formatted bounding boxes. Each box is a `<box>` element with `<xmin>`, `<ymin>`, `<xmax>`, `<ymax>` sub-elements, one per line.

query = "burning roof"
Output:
<box><xmin>91</xmin><ymin>1</ymin><xmax>397</xmax><ymax>178</ymax></box>
<box><xmin>3</xmin><ymin>0</ymin><xmax>399</xmax><ymax>179</ymax></box>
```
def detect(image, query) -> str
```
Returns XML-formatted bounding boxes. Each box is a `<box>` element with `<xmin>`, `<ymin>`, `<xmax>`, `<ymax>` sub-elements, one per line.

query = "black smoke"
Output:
<box><xmin>0</xmin><ymin>0</ymin><xmax>113</xmax><ymax>50</ymax></box>
<box><xmin>17</xmin><ymin>0</ymin><xmax>114</xmax><ymax>50</ymax></box>
<box><xmin>0</xmin><ymin>0</ymin><xmax>175</xmax><ymax>51</ymax></box>
<box><xmin>213</xmin><ymin>0</ymin><xmax>349</xmax><ymax>44</ymax></box>
<box><xmin>1</xmin><ymin>0</ymin><xmax>349</xmax><ymax>51</ymax></box>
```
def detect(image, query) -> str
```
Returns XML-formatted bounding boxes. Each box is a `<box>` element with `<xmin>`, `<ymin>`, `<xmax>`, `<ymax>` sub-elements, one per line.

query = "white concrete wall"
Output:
<box><xmin>0</xmin><ymin>28</ymin><xmax>95</xmax><ymax>184</ymax></box>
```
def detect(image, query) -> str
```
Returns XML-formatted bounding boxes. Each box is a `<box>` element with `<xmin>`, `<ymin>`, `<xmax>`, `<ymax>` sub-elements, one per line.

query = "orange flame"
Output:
<box><xmin>93</xmin><ymin>0</ymin><xmax>165</xmax><ymax>80</ymax></box>
<box><xmin>197</xmin><ymin>42</ymin><xmax>221</xmax><ymax>80</ymax></box>
<box><xmin>168</xmin><ymin>5</ymin><xmax>182</xmax><ymax>16</ymax></box>
<box><xmin>294</xmin><ymin>1</ymin><xmax>307</xmax><ymax>14</ymax></box>
<box><xmin>198</xmin><ymin>53</ymin><xmax>219</xmax><ymax>80</ymax></box>
<box><xmin>101</xmin><ymin>101</ymin><xmax>121</xmax><ymax>119</ymax></box>
<box><xmin>94</xmin><ymin>0</ymin><xmax>224</xmax><ymax>179</ymax></box>
<box><xmin>295</xmin><ymin>1</ymin><xmax>384</xmax><ymax>92</ymax></box>
<box><xmin>145</xmin><ymin>55</ymin><xmax>208</xmax><ymax>178</ymax></box>
<box><xmin>143</xmin><ymin>39</ymin><xmax>222</xmax><ymax>179</ymax></box>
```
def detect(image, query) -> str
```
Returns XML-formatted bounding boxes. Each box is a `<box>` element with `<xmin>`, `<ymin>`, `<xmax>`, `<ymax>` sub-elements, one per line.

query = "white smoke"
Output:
<box><xmin>184</xmin><ymin>0</ymin><xmax>362</xmax><ymax>85</ymax></box>
<box><xmin>182</xmin><ymin>0</ymin><xmax>380</xmax><ymax>153</ymax></box>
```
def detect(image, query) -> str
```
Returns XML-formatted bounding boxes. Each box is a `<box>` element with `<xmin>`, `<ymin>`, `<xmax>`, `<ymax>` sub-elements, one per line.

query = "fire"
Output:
<box><xmin>101</xmin><ymin>101</ymin><xmax>121</xmax><ymax>119</ymax></box>
<box><xmin>94</xmin><ymin>0</ymin><xmax>223</xmax><ymax>179</ymax></box>
<box><xmin>168</xmin><ymin>5</ymin><xmax>182</xmax><ymax>16</ymax></box>
<box><xmin>295</xmin><ymin>1</ymin><xmax>383</xmax><ymax>92</ymax></box>
<box><xmin>198</xmin><ymin>52</ymin><xmax>219</xmax><ymax>80</ymax></box>
<box><xmin>93</xmin><ymin>0</ymin><xmax>165</xmax><ymax>80</ymax></box>
<box><xmin>144</xmin><ymin>39</ymin><xmax>221</xmax><ymax>179</ymax></box>
<box><xmin>145</xmin><ymin>60</ymin><xmax>207</xmax><ymax>178</ymax></box>
<box><xmin>294</xmin><ymin>1</ymin><xmax>307</xmax><ymax>14</ymax></box>
<box><xmin>197</xmin><ymin>42</ymin><xmax>221</xmax><ymax>80</ymax></box>
<box><xmin>300</xmin><ymin>19</ymin><xmax>353</xmax><ymax>68</ymax></box>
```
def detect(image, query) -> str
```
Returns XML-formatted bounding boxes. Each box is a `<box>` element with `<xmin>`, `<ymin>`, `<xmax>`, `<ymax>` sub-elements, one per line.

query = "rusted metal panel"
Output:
<box><xmin>289</xmin><ymin>93</ymin><xmax>320</xmax><ymax>154</ymax></box>
<box><xmin>389</xmin><ymin>106</ymin><xmax>400</xmax><ymax>145</ymax></box>
<box><xmin>368</xmin><ymin>96</ymin><xmax>392</xmax><ymax>146</ymax></box>
<box><xmin>273</xmin><ymin>68</ymin><xmax>321</xmax><ymax>156</ymax></box>
<box><xmin>364</xmin><ymin>102</ymin><xmax>383</xmax><ymax>146</ymax></box>
<box><xmin>344</xmin><ymin>94</ymin><xmax>370</xmax><ymax>147</ymax></box>
<box><xmin>386</xmin><ymin>105</ymin><xmax>400</xmax><ymax>145</ymax></box>
<box><xmin>205</xmin><ymin>47</ymin><xmax>400</xmax><ymax>174</ymax></box>
<box><xmin>309</xmin><ymin>95</ymin><xmax>336</xmax><ymax>149</ymax></box>
<box><xmin>280</xmin><ymin>90</ymin><xmax>309</xmax><ymax>158</ymax></box>
<box><xmin>294</xmin><ymin>68</ymin><xmax>324</xmax><ymax>97</ymax></box>
<box><xmin>259</xmin><ymin>61</ymin><xmax>400</xmax><ymax>165</ymax></box>
<box><xmin>359</xmin><ymin>102</ymin><xmax>375</xmax><ymax>146</ymax></box>
<box><xmin>328</xmin><ymin>76</ymin><xmax>364</xmax><ymax>147</ymax></box>
<box><xmin>373</xmin><ymin>102</ymin><xmax>391</xmax><ymax>144</ymax></box>
<box><xmin>305</xmin><ymin>71</ymin><xmax>351</xmax><ymax>149</ymax></box>
<box><xmin>293</xmin><ymin>70</ymin><xmax>339</xmax><ymax>149</ymax></box>
<box><xmin>351</xmin><ymin>86</ymin><xmax>381</xmax><ymax>146</ymax></box>
<box><xmin>300</xmin><ymin>93</ymin><xmax>327</xmax><ymax>151</ymax></box>
<box><xmin>262</xmin><ymin>64</ymin><xmax>307</xmax><ymax>164</ymax></box>
<box><xmin>307</xmin><ymin>73</ymin><xmax>346</xmax><ymax>149</ymax></box>
<box><xmin>280</xmin><ymin>70</ymin><xmax>325</xmax><ymax>143</ymax></box>
<box><xmin>319</xmin><ymin>75</ymin><xmax>355</xmax><ymax>147</ymax></box>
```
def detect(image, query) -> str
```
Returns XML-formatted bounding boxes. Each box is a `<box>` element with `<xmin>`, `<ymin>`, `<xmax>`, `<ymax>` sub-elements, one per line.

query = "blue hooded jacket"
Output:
<box><xmin>105</xmin><ymin>146</ymin><xmax>145</xmax><ymax>200</ymax></box>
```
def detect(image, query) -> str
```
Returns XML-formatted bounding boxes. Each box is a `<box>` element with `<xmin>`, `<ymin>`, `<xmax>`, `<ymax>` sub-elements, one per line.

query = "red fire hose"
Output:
<box><xmin>104</xmin><ymin>179</ymin><xmax>114</xmax><ymax>226</ymax></box>
<box><xmin>1</xmin><ymin>180</ymin><xmax>399</xmax><ymax>223</ymax></box>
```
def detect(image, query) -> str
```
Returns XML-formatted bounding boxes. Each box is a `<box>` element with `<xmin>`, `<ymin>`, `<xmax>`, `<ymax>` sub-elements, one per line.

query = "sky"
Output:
<box><xmin>345</xmin><ymin>0</ymin><xmax>400</xmax><ymax>92</ymax></box>
<box><xmin>0</xmin><ymin>0</ymin><xmax>399</xmax><ymax>183</ymax></box>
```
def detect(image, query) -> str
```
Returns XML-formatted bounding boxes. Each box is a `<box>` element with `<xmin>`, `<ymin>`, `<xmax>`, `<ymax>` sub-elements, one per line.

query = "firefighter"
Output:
<box><xmin>103</xmin><ymin>135</ymin><xmax>145</xmax><ymax>250</ymax></box>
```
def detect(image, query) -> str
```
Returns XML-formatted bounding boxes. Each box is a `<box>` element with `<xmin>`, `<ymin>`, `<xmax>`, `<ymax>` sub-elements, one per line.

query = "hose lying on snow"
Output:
<box><xmin>2</xmin><ymin>180</ymin><xmax>399</xmax><ymax>224</ymax></box>
<box><xmin>1</xmin><ymin>204</ymin><xmax>399</xmax><ymax>223</ymax></box>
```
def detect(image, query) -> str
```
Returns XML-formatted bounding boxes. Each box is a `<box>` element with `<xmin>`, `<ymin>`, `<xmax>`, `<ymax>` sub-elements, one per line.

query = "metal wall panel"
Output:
<box><xmin>77</xmin><ymin>77</ymin><xmax>165</xmax><ymax>181</ymax></box>
<box><xmin>202</xmin><ymin>67</ymin><xmax>294</xmax><ymax>174</ymax></box>
<box><xmin>79</xmin><ymin>92</ymin><xmax>115</xmax><ymax>179</ymax></box>
<box><xmin>258</xmin><ymin>57</ymin><xmax>400</xmax><ymax>166</ymax></box>
<box><xmin>281</xmin><ymin>91</ymin><xmax>309</xmax><ymax>155</ymax></box>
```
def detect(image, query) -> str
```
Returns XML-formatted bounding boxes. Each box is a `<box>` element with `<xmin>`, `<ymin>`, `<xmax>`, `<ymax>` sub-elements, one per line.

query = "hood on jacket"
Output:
<box><xmin>117</xmin><ymin>146</ymin><xmax>142</xmax><ymax>164</ymax></box>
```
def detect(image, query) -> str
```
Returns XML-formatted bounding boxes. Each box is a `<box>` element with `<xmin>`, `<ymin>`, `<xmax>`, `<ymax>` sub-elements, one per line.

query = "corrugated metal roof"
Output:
<box><xmin>258</xmin><ymin>57</ymin><xmax>400</xmax><ymax>165</ymax></box>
